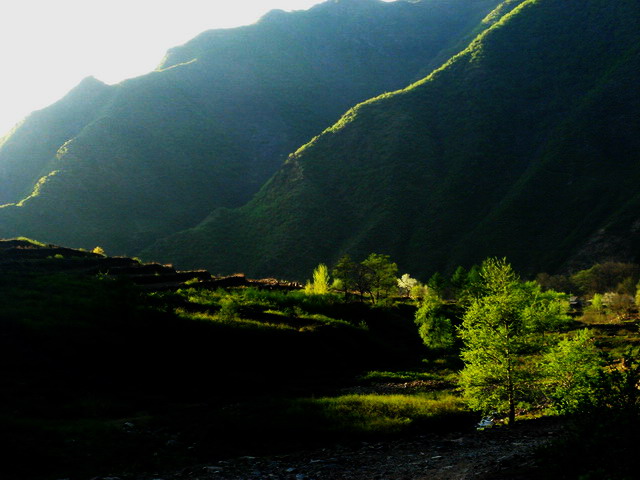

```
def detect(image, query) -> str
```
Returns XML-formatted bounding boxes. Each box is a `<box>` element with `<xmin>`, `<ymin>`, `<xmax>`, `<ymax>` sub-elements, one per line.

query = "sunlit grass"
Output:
<box><xmin>9</xmin><ymin>236</ymin><xmax>47</xmax><ymax>246</ymax></box>
<box><xmin>174</xmin><ymin>308</ymin><xmax>295</xmax><ymax>330</ymax></box>
<box><xmin>291</xmin><ymin>392</ymin><xmax>467</xmax><ymax>434</ymax></box>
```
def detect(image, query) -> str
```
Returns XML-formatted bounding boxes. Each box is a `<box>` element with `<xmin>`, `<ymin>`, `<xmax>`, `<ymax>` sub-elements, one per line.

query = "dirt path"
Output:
<box><xmin>140</xmin><ymin>416</ymin><xmax>563</xmax><ymax>480</ymax></box>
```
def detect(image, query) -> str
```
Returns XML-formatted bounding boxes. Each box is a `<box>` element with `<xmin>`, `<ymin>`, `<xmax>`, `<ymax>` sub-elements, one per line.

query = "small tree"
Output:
<box><xmin>414</xmin><ymin>291</ymin><xmax>454</xmax><ymax>351</ymax></box>
<box><xmin>361</xmin><ymin>253</ymin><xmax>398</xmax><ymax>304</ymax></box>
<box><xmin>449</xmin><ymin>266</ymin><xmax>468</xmax><ymax>299</ymax></box>
<box><xmin>333</xmin><ymin>254</ymin><xmax>372</xmax><ymax>301</ymax></box>
<box><xmin>427</xmin><ymin>272</ymin><xmax>446</xmax><ymax>297</ymax></box>
<box><xmin>541</xmin><ymin>329</ymin><xmax>605</xmax><ymax>414</ymax></box>
<box><xmin>397</xmin><ymin>273</ymin><xmax>419</xmax><ymax>298</ymax></box>
<box><xmin>590</xmin><ymin>293</ymin><xmax>604</xmax><ymax>313</ymax></box>
<box><xmin>305</xmin><ymin>263</ymin><xmax>330</xmax><ymax>295</ymax></box>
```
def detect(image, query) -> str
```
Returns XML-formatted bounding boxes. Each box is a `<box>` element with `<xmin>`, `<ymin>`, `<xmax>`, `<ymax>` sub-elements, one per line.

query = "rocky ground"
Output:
<box><xmin>124</xmin><ymin>416</ymin><xmax>563</xmax><ymax>480</ymax></box>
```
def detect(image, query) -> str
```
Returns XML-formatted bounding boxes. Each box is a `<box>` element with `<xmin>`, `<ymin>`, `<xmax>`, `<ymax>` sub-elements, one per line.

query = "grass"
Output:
<box><xmin>162</xmin><ymin>287</ymin><xmax>369</xmax><ymax>332</ymax></box>
<box><xmin>174</xmin><ymin>307</ymin><xmax>297</xmax><ymax>330</ymax></box>
<box><xmin>358</xmin><ymin>370</ymin><xmax>447</xmax><ymax>384</ymax></box>
<box><xmin>10</xmin><ymin>236</ymin><xmax>47</xmax><ymax>246</ymax></box>
<box><xmin>292</xmin><ymin>392</ymin><xmax>468</xmax><ymax>435</ymax></box>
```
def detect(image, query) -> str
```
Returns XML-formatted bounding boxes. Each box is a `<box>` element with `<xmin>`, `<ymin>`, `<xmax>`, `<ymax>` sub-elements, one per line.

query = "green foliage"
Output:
<box><xmin>590</xmin><ymin>293</ymin><xmax>604</xmax><ymax>313</ymax></box>
<box><xmin>332</xmin><ymin>253</ymin><xmax>399</xmax><ymax>304</ymax></box>
<box><xmin>217</xmin><ymin>296</ymin><xmax>241</xmax><ymax>321</ymax></box>
<box><xmin>449</xmin><ymin>266</ymin><xmax>468</xmax><ymax>298</ymax></box>
<box><xmin>541</xmin><ymin>329</ymin><xmax>606</xmax><ymax>414</ymax></box>
<box><xmin>12</xmin><ymin>236</ymin><xmax>47</xmax><ymax>247</ymax></box>
<box><xmin>458</xmin><ymin>258</ymin><xmax>570</xmax><ymax>424</ymax></box>
<box><xmin>293</xmin><ymin>392</ymin><xmax>466</xmax><ymax>435</ymax></box>
<box><xmin>409</xmin><ymin>283</ymin><xmax>431</xmax><ymax>301</ymax></box>
<box><xmin>426</xmin><ymin>272</ymin><xmax>446</xmax><ymax>297</ymax></box>
<box><xmin>305</xmin><ymin>263</ymin><xmax>330</xmax><ymax>295</ymax></box>
<box><xmin>571</xmin><ymin>263</ymin><xmax>640</xmax><ymax>297</ymax></box>
<box><xmin>414</xmin><ymin>292</ymin><xmax>455</xmax><ymax>352</ymax></box>
<box><xmin>361</xmin><ymin>253</ymin><xmax>399</xmax><ymax>304</ymax></box>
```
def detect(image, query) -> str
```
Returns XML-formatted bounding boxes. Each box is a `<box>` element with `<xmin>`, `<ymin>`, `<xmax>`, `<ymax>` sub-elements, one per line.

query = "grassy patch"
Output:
<box><xmin>358</xmin><ymin>370</ymin><xmax>445</xmax><ymax>384</ymax></box>
<box><xmin>292</xmin><ymin>392</ymin><xmax>468</xmax><ymax>435</ymax></box>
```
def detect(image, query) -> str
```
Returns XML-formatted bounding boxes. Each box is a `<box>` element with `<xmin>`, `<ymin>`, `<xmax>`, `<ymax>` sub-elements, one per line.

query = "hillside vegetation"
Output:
<box><xmin>0</xmin><ymin>0</ymin><xmax>504</xmax><ymax>255</ymax></box>
<box><xmin>144</xmin><ymin>0</ymin><xmax>640</xmax><ymax>280</ymax></box>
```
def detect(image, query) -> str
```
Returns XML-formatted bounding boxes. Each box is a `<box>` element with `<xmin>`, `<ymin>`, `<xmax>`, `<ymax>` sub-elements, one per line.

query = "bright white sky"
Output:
<box><xmin>0</xmin><ymin>0</ymin><xmax>337</xmax><ymax>137</ymax></box>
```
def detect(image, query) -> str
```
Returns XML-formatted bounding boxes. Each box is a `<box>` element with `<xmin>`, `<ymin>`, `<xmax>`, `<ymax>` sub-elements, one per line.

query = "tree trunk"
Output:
<box><xmin>508</xmin><ymin>390</ymin><xmax>515</xmax><ymax>425</ymax></box>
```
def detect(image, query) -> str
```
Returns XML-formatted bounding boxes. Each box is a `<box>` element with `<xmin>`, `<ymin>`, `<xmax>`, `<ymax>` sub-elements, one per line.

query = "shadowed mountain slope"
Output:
<box><xmin>0</xmin><ymin>0</ymin><xmax>505</xmax><ymax>254</ymax></box>
<box><xmin>143</xmin><ymin>0</ymin><xmax>640</xmax><ymax>280</ymax></box>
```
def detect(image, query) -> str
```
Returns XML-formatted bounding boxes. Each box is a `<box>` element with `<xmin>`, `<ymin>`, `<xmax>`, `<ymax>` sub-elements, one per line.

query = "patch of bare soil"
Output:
<box><xmin>135</xmin><ymin>416</ymin><xmax>564</xmax><ymax>480</ymax></box>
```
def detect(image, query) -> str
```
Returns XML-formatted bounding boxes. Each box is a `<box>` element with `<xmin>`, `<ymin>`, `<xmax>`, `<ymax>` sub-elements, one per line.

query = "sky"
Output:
<box><xmin>0</xmin><ymin>0</ymin><xmax>335</xmax><ymax>137</ymax></box>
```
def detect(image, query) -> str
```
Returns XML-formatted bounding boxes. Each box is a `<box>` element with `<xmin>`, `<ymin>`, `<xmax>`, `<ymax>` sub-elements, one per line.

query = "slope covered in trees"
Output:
<box><xmin>0</xmin><ymin>0</ymin><xmax>505</xmax><ymax>254</ymax></box>
<box><xmin>144</xmin><ymin>0</ymin><xmax>640</xmax><ymax>279</ymax></box>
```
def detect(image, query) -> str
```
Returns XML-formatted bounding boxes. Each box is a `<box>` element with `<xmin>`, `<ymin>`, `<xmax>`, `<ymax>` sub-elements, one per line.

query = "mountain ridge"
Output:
<box><xmin>142</xmin><ymin>0</ymin><xmax>640</xmax><ymax>280</ymax></box>
<box><xmin>0</xmin><ymin>0</ymin><xmax>505</xmax><ymax>254</ymax></box>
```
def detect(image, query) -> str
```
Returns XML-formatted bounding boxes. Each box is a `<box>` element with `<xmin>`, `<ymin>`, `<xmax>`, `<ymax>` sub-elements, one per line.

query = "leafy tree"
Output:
<box><xmin>414</xmin><ymin>291</ymin><xmax>454</xmax><ymax>351</ymax></box>
<box><xmin>590</xmin><ymin>293</ymin><xmax>604</xmax><ymax>313</ymax></box>
<box><xmin>397</xmin><ymin>273</ymin><xmax>419</xmax><ymax>298</ymax></box>
<box><xmin>541</xmin><ymin>329</ymin><xmax>605</xmax><ymax>414</ymax></box>
<box><xmin>427</xmin><ymin>272</ymin><xmax>446</xmax><ymax>297</ymax></box>
<box><xmin>571</xmin><ymin>262</ymin><xmax>640</xmax><ymax>296</ymax></box>
<box><xmin>457</xmin><ymin>264</ymin><xmax>483</xmax><ymax>305</ymax></box>
<box><xmin>332</xmin><ymin>255</ymin><xmax>357</xmax><ymax>299</ymax></box>
<box><xmin>458</xmin><ymin>258</ymin><xmax>570</xmax><ymax>424</ymax></box>
<box><xmin>332</xmin><ymin>253</ymin><xmax>398</xmax><ymax>304</ymax></box>
<box><xmin>409</xmin><ymin>283</ymin><xmax>431</xmax><ymax>301</ymax></box>
<box><xmin>449</xmin><ymin>266</ymin><xmax>468</xmax><ymax>298</ymax></box>
<box><xmin>361</xmin><ymin>253</ymin><xmax>398</xmax><ymax>304</ymax></box>
<box><xmin>305</xmin><ymin>263</ymin><xmax>330</xmax><ymax>295</ymax></box>
<box><xmin>332</xmin><ymin>254</ymin><xmax>372</xmax><ymax>301</ymax></box>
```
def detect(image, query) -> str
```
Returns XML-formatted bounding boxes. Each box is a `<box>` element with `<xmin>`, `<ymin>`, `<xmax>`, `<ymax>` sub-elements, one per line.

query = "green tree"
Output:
<box><xmin>449</xmin><ymin>266</ymin><xmax>468</xmax><ymax>298</ymax></box>
<box><xmin>305</xmin><ymin>263</ymin><xmax>330</xmax><ymax>294</ymax></box>
<box><xmin>414</xmin><ymin>290</ymin><xmax>454</xmax><ymax>351</ymax></box>
<box><xmin>590</xmin><ymin>293</ymin><xmax>604</xmax><ymax>313</ymax></box>
<box><xmin>541</xmin><ymin>329</ymin><xmax>605</xmax><ymax>414</ymax></box>
<box><xmin>458</xmin><ymin>258</ymin><xmax>569</xmax><ymax>425</ymax></box>
<box><xmin>361</xmin><ymin>253</ymin><xmax>398</xmax><ymax>304</ymax></box>
<box><xmin>332</xmin><ymin>253</ymin><xmax>399</xmax><ymax>303</ymax></box>
<box><xmin>427</xmin><ymin>272</ymin><xmax>446</xmax><ymax>297</ymax></box>
<box><xmin>332</xmin><ymin>254</ymin><xmax>365</xmax><ymax>301</ymax></box>
<box><xmin>571</xmin><ymin>262</ymin><xmax>640</xmax><ymax>296</ymax></box>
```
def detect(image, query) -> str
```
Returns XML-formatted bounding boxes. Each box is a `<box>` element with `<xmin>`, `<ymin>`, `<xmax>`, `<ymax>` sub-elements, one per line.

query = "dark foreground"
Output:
<box><xmin>125</xmin><ymin>417</ymin><xmax>564</xmax><ymax>480</ymax></box>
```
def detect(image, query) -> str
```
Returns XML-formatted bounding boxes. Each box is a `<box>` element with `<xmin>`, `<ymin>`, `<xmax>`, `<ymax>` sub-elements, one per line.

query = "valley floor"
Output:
<box><xmin>131</xmin><ymin>416</ymin><xmax>564</xmax><ymax>480</ymax></box>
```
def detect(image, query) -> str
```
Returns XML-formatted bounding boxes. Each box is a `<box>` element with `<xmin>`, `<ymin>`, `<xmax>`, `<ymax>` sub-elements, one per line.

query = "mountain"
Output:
<box><xmin>0</xmin><ymin>0</ymin><xmax>505</xmax><ymax>254</ymax></box>
<box><xmin>143</xmin><ymin>0</ymin><xmax>640</xmax><ymax>280</ymax></box>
